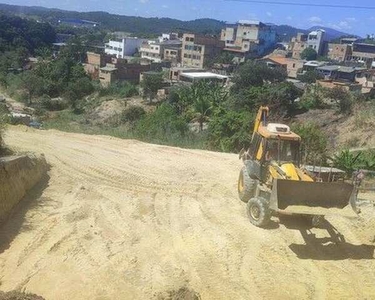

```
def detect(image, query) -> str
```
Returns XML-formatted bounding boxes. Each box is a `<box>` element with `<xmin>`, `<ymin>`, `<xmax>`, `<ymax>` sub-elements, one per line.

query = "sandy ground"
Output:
<box><xmin>1</xmin><ymin>125</ymin><xmax>375</xmax><ymax>300</ymax></box>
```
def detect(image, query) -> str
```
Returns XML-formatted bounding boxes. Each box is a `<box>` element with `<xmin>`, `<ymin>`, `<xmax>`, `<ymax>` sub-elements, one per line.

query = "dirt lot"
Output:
<box><xmin>1</xmin><ymin>126</ymin><xmax>375</xmax><ymax>300</ymax></box>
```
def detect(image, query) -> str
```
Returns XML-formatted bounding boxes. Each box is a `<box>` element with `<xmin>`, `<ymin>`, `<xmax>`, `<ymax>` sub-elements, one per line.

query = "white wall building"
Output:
<box><xmin>158</xmin><ymin>33</ymin><xmax>179</xmax><ymax>43</ymax></box>
<box><xmin>105</xmin><ymin>37</ymin><xmax>147</xmax><ymax>58</ymax></box>
<box><xmin>307</xmin><ymin>29</ymin><xmax>325</xmax><ymax>55</ymax></box>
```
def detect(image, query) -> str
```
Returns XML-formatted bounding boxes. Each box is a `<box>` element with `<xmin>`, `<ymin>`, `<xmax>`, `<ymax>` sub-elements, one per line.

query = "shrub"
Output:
<box><xmin>39</xmin><ymin>94</ymin><xmax>68</xmax><ymax>111</ymax></box>
<box><xmin>121</xmin><ymin>105</ymin><xmax>146</xmax><ymax>123</ymax></box>
<box><xmin>325</xmin><ymin>86</ymin><xmax>353</xmax><ymax>114</ymax></box>
<box><xmin>300</xmin><ymin>48</ymin><xmax>318</xmax><ymax>61</ymax></box>
<box><xmin>208</xmin><ymin>108</ymin><xmax>254</xmax><ymax>152</ymax></box>
<box><xmin>292</xmin><ymin>122</ymin><xmax>328</xmax><ymax>164</ymax></box>
<box><xmin>135</xmin><ymin>103</ymin><xmax>188</xmax><ymax>141</ymax></box>
<box><xmin>98</xmin><ymin>82</ymin><xmax>139</xmax><ymax>98</ymax></box>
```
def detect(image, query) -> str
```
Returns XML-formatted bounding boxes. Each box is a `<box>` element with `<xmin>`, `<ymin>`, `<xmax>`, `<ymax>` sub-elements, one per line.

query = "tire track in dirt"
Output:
<box><xmin>1</xmin><ymin>125</ymin><xmax>375</xmax><ymax>300</ymax></box>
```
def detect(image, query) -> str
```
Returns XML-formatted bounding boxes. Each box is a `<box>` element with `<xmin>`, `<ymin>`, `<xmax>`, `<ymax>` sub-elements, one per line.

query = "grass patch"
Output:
<box><xmin>43</xmin><ymin>110</ymin><xmax>209</xmax><ymax>150</ymax></box>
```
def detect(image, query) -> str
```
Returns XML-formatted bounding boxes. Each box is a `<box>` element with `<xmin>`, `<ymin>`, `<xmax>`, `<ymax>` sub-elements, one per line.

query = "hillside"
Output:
<box><xmin>0</xmin><ymin>3</ymin><xmax>349</xmax><ymax>41</ymax></box>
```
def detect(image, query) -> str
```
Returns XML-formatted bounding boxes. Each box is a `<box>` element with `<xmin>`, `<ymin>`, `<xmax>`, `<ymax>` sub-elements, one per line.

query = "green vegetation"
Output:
<box><xmin>325</xmin><ymin>86</ymin><xmax>353</xmax><ymax>115</ymax></box>
<box><xmin>98</xmin><ymin>82</ymin><xmax>139</xmax><ymax>98</ymax></box>
<box><xmin>121</xmin><ymin>106</ymin><xmax>146</xmax><ymax>124</ymax></box>
<box><xmin>300</xmin><ymin>48</ymin><xmax>318</xmax><ymax>61</ymax></box>
<box><xmin>141</xmin><ymin>73</ymin><xmax>164</xmax><ymax>103</ymax></box>
<box><xmin>292</xmin><ymin>122</ymin><xmax>328</xmax><ymax>164</ymax></box>
<box><xmin>0</xmin><ymin>13</ymin><xmax>55</xmax><ymax>53</ymax></box>
<box><xmin>331</xmin><ymin>149</ymin><xmax>375</xmax><ymax>174</ymax></box>
<box><xmin>298</xmin><ymin>70</ymin><xmax>323</xmax><ymax>84</ymax></box>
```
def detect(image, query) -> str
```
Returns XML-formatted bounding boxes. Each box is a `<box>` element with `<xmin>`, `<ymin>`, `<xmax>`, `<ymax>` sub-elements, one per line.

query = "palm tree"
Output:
<box><xmin>193</xmin><ymin>95</ymin><xmax>212</xmax><ymax>132</ymax></box>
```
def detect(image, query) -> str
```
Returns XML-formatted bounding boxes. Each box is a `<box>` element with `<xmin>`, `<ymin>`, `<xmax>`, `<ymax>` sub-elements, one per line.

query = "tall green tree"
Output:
<box><xmin>231</xmin><ymin>61</ymin><xmax>287</xmax><ymax>93</ymax></box>
<box><xmin>141</xmin><ymin>73</ymin><xmax>164</xmax><ymax>103</ymax></box>
<box><xmin>300</xmin><ymin>48</ymin><xmax>318</xmax><ymax>61</ymax></box>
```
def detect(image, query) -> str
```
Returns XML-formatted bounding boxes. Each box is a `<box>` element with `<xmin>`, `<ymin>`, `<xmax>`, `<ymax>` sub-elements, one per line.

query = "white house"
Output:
<box><xmin>104</xmin><ymin>37</ymin><xmax>147</xmax><ymax>58</ymax></box>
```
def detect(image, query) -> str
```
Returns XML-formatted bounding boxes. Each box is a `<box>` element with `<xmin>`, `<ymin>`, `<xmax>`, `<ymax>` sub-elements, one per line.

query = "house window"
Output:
<box><xmin>189</xmin><ymin>37</ymin><xmax>194</xmax><ymax>42</ymax></box>
<box><xmin>184</xmin><ymin>45</ymin><xmax>189</xmax><ymax>50</ymax></box>
<box><xmin>293</xmin><ymin>63</ymin><xmax>296</xmax><ymax>68</ymax></box>
<box><xmin>174</xmin><ymin>72</ymin><xmax>178</xmax><ymax>76</ymax></box>
<box><xmin>185</xmin><ymin>37</ymin><xmax>190</xmax><ymax>41</ymax></box>
<box><xmin>166</xmin><ymin>50</ymin><xmax>169</xmax><ymax>54</ymax></box>
<box><xmin>184</xmin><ymin>53</ymin><xmax>188</xmax><ymax>58</ymax></box>
<box><xmin>244</xmin><ymin>44</ymin><xmax>248</xmax><ymax>49</ymax></box>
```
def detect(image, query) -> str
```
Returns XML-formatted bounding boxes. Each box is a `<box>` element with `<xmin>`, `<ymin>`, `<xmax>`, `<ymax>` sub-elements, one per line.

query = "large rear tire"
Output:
<box><xmin>247</xmin><ymin>197</ymin><xmax>271</xmax><ymax>227</ymax></box>
<box><xmin>238</xmin><ymin>166</ymin><xmax>256</xmax><ymax>203</ymax></box>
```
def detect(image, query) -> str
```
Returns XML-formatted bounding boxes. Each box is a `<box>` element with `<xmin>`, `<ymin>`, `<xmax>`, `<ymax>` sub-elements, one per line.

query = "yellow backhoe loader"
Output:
<box><xmin>238</xmin><ymin>106</ymin><xmax>358</xmax><ymax>227</ymax></box>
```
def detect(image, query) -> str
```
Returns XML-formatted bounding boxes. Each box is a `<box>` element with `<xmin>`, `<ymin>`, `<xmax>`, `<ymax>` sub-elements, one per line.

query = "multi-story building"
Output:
<box><xmin>158</xmin><ymin>33</ymin><xmax>179</xmax><ymax>43</ymax></box>
<box><xmin>181</xmin><ymin>33</ymin><xmax>224</xmax><ymax>68</ymax></box>
<box><xmin>104</xmin><ymin>37</ymin><xmax>147</xmax><ymax>58</ymax></box>
<box><xmin>84</xmin><ymin>52</ymin><xmax>115</xmax><ymax>80</ymax></box>
<box><xmin>99</xmin><ymin>57</ymin><xmax>151</xmax><ymax>86</ymax></box>
<box><xmin>140</xmin><ymin>42</ymin><xmax>164</xmax><ymax>63</ymax></box>
<box><xmin>289</xmin><ymin>30</ymin><xmax>325</xmax><ymax>59</ymax></box>
<box><xmin>163</xmin><ymin>45</ymin><xmax>181</xmax><ymax>65</ymax></box>
<box><xmin>220</xmin><ymin>20</ymin><xmax>276</xmax><ymax>58</ymax></box>
<box><xmin>326</xmin><ymin>43</ymin><xmax>352</xmax><ymax>62</ymax></box>
<box><xmin>262</xmin><ymin>56</ymin><xmax>305</xmax><ymax>78</ymax></box>
<box><xmin>289</xmin><ymin>33</ymin><xmax>308</xmax><ymax>59</ymax></box>
<box><xmin>140</xmin><ymin>40</ymin><xmax>182</xmax><ymax>64</ymax></box>
<box><xmin>307</xmin><ymin>30</ymin><xmax>326</xmax><ymax>55</ymax></box>
<box><xmin>349</xmin><ymin>43</ymin><xmax>375</xmax><ymax>68</ymax></box>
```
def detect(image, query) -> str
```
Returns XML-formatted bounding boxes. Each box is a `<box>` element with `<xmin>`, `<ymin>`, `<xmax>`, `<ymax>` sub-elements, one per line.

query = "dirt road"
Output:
<box><xmin>1</xmin><ymin>126</ymin><xmax>375</xmax><ymax>299</ymax></box>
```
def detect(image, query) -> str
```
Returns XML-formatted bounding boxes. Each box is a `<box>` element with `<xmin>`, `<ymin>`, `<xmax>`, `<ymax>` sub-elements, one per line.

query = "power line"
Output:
<box><xmin>224</xmin><ymin>0</ymin><xmax>375</xmax><ymax>10</ymax></box>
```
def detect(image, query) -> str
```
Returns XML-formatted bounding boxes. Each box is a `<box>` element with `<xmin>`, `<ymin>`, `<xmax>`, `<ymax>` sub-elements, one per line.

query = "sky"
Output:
<box><xmin>2</xmin><ymin>0</ymin><xmax>375</xmax><ymax>36</ymax></box>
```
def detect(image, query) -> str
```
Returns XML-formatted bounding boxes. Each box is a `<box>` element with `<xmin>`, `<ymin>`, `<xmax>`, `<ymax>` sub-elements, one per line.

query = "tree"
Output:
<box><xmin>298</xmin><ymin>70</ymin><xmax>323</xmax><ymax>84</ymax></box>
<box><xmin>325</xmin><ymin>86</ymin><xmax>353</xmax><ymax>114</ymax></box>
<box><xmin>20</xmin><ymin>71</ymin><xmax>45</xmax><ymax>104</ymax></box>
<box><xmin>141</xmin><ymin>73</ymin><xmax>164</xmax><ymax>103</ymax></box>
<box><xmin>292</xmin><ymin>122</ymin><xmax>328</xmax><ymax>164</ymax></box>
<box><xmin>208</xmin><ymin>108</ymin><xmax>254</xmax><ymax>152</ymax></box>
<box><xmin>231</xmin><ymin>61</ymin><xmax>287</xmax><ymax>93</ymax></box>
<box><xmin>300</xmin><ymin>48</ymin><xmax>318</xmax><ymax>61</ymax></box>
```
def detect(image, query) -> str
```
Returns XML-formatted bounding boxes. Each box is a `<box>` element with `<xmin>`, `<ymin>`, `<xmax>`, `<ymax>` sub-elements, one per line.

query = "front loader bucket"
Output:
<box><xmin>270</xmin><ymin>179</ymin><xmax>357</xmax><ymax>216</ymax></box>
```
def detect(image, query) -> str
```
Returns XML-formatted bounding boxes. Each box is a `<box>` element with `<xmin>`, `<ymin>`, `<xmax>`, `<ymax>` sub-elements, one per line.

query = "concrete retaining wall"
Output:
<box><xmin>0</xmin><ymin>154</ymin><xmax>48</xmax><ymax>223</ymax></box>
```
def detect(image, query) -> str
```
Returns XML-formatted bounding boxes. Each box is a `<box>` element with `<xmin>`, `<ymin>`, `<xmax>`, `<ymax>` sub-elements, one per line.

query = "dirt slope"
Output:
<box><xmin>1</xmin><ymin>126</ymin><xmax>375</xmax><ymax>300</ymax></box>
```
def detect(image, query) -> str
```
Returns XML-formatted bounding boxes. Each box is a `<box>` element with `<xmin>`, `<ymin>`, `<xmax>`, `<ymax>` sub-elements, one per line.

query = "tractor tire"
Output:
<box><xmin>238</xmin><ymin>166</ymin><xmax>256</xmax><ymax>203</ymax></box>
<box><xmin>246</xmin><ymin>197</ymin><xmax>271</xmax><ymax>227</ymax></box>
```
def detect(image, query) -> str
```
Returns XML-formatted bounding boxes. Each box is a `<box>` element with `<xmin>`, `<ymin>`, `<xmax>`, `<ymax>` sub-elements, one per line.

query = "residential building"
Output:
<box><xmin>221</xmin><ymin>20</ymin><xmax>276</xmax><ymax>58</ymax></box>
<box><xmin>289</xmin><ymin>30</ymin><xmax>326</xmax><ymax>59</ymax></box>
<box><xmin>317</xmin><ymin>80</ymin><xmax>362</xmax><ymax>92</ymax></box>
<box><xmin>163</xmin><ymin>45</ymin><xmax>181</xmax><ymax>65</ymax></box>
<box><xmin>140</xmin><ymin>40</ymin><xmax>182</xmax><ymax>63</ymax></box>
<box><xmin>84</xmin><ymin>52</ymin><xmax>113</xmax><ymax>79</ymax></box>
<box><xmin>316</xmin><ymin>65</ymin><xmax>366</xmax><ymax>82</ymax></box>
<box><xmin>289</xmin><ymin>33</ymin><xmax>308</xmax><ymax>59</ymax></box>
<box><xmin>307</xmin><ymin>30</ymin><xmax>326</xmax><ymax>55</ymax></box>
<box><xmin>140</xmin><ymin>42</ymin><xmax>164</xmax><ymax>63</ymax></box>
<box><xmin>326</xmin><ymin>43</ymin><xmax>352</xmax><ymax>62</ymax></box>
<box><xmin>263</xmin><ymin>56</ymin><xmax>304</xmax><ymax>78</ymax></box>
<box><xmin>356</xmin><ymin>69</ymin><xmax>375</xmax><ymax>94</ymax></box>
<box><xmin>168</xmin><ymin>67</ymin><xmax>205</xmax><ymax>81</ymax></box>
<box><xmin>99</xmin><ymin>57</ymin><xmax>151</xmax><ymax>86</ymax></box>
<box><xmin>158</xmin><ymin>33</ymin><xmax>179</xmax><ymax>43</ymax></box>
<box><xmin>181</xmin><ymin>33</ymin><xmax>224</xmax><ymax>68</ymax></box>
<box><xmin>105</xmin><ymin>37</ymin><xmax>147</xmax><ymax>58</ymax></box>
<box><xmin>349</xmin><ymin>43</ymin><xmax>375</xmax><ymax>68</ymax></box>
<box><xmin>179</xmin><ymin>72</ymin><xmax>229</xmax><ymax>84</ymax></box>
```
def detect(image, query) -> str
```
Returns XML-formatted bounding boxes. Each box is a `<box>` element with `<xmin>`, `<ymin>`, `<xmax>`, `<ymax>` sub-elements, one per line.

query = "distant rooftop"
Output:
<box><xmin>180</xmin><ymin>72</ymin><xmax>228</xmax><ymax>80</ymax></box>
<box><xmin>238</xmin><ymin>20</ymin><xmax>261</xmax><ymax>26</ymax></box>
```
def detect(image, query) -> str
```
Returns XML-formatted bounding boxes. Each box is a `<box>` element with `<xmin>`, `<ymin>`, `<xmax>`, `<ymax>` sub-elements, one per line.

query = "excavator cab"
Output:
<box><xmin>238</xmin><ymin>106</ymin><xmax>358</xmax><ymax>228</ymax></box>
